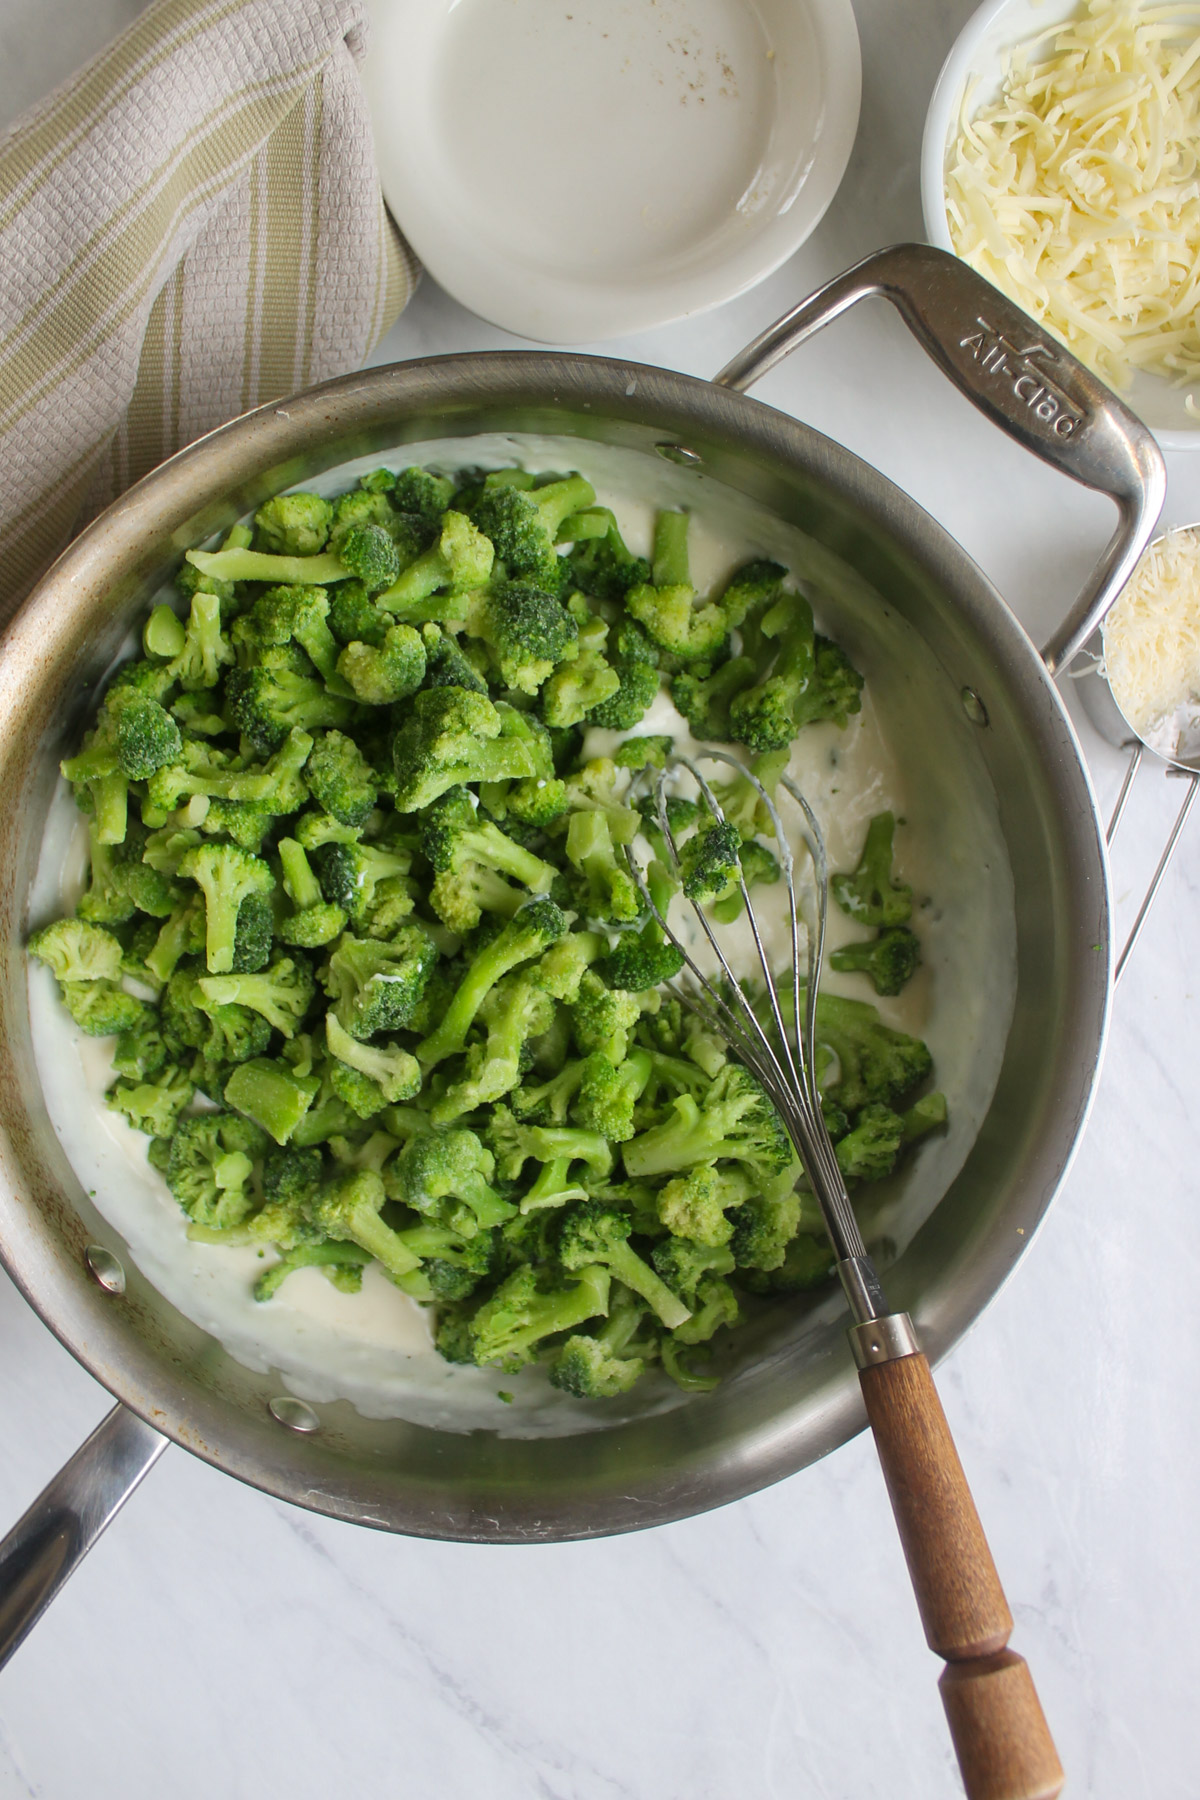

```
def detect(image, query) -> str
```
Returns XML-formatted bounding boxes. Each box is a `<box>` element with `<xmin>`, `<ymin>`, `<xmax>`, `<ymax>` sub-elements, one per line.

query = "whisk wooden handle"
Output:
<box><xmin>859</xmin><ymin>1351</ymin><xmax>1064</xmax><ymax>1800</ymax></box>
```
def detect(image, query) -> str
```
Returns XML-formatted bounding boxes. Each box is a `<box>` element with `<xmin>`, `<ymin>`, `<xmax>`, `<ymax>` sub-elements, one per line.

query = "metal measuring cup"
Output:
<box><xmin>1076</xmin><ymin>525</ymin><xmax>1200</xmax><ymax>982</ymax></box>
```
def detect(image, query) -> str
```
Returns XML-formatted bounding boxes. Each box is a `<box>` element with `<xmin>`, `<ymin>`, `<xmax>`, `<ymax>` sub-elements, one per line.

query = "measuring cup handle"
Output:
<box><xmin>714</xmin><ymin>243</ymin><xmax>1165</xmax><ymax>674</ymax></box>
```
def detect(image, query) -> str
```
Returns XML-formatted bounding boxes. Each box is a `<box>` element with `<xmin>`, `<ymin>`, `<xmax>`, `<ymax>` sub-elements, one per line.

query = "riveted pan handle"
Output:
<box><xmin>0</xmin><ymin>1403</ymin><xmax>167</xmax><ymax>1670</ymax></box>
<box><xmin>715</xmin><ymin>243</ymin><xmax>1166</xmax><ymax>675</ymax></box>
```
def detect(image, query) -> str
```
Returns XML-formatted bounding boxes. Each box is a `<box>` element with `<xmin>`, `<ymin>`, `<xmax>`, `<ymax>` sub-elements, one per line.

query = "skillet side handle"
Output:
<box><xmin>0</xmin><ymin>1402</ymin><xmax>168</xmax><ymax>1671</ymax></box>
<box><xmin>715</xmin><ymin>242</ymin><xmax>1166</xmax><ymax>674</ymax></box>
<box><xmin>859</xmin><ymin>1351</ymin><xmax>1064</xmax><ymax>1800</ymax></box>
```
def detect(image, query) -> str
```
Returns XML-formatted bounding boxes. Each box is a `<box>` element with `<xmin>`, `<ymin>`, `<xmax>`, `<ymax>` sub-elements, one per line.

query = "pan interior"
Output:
<box><xmin>24</xmin><ymin>432</ymin><xmax>1016</xmax><ymax>1434</ymax></box>
<box><xmin>0</xmin><ymin>374</ymin><xmax>1102</xmax><ymax>1537</ymax></box>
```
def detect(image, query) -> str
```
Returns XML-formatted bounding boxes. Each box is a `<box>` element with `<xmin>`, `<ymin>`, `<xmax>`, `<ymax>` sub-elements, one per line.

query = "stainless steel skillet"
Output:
<box><xmin>0</xmin><ymin>246</ymin><xmax>1164</xmax><ymax>1672</ymax></box>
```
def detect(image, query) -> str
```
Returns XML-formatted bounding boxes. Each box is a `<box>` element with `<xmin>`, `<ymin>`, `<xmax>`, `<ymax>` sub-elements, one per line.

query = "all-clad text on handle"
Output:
<box><xmin>714</xmin><ymin>242</ymin><xmax>1165</xmax><ymax>674</ymax></box>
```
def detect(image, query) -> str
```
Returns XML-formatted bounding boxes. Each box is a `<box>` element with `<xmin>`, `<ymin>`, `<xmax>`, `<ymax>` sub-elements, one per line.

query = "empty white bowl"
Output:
<box><xmin>363</xmin><ymin>0</ymin><xmax>861</xmax><ymax>344</ymax></box>
<box><xmin>921</xmin><ymin>0</ymin><xmax>1200</xmax><ymax>451</ymax></box>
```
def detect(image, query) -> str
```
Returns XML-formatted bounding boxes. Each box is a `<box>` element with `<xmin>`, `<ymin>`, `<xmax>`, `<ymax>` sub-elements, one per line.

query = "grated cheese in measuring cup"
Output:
<box><xmin>1102</xmin><ymin>527</ymin><xmax>1200</xmax><ymax>759</ymax></box>
<box><xmin>945</xmin><ymin>0</ymin><xmax>1200</xmax><ymax>394</ymax></box>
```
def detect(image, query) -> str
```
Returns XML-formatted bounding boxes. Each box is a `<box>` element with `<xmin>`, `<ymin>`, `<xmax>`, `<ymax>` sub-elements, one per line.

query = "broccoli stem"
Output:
<box><xmin>279</xmin><ymin>838</ymin><xmax>322</xmax><ymax>911</ymax></box>
<box><xmin>186</xmin><ymin>547</ymin><xmax>347</xmax><ymax>586</ymax></box>
<box><xmin>223</xmin><ymin>1059</ymin><xmax>321</xmax><ymax>1145</ymax></box>
<box><xmin>604</xmin><ymin>1241</ymin><xmax>692</xmax><ymax>1329</ymax></box>
<box><xmin>417</xmin><ymin>925</ymin><xmax>551</xmax><ymax>1070</ymax></box>
<box><xmin>254</xmin><ymin>1240</ymin><xmax>371</xmax><ymax>1302</ymax></box>
<box><xmin>651</xmin><ymin>511</ymin><xmax>691</xmax><ymax>587</ymax></box>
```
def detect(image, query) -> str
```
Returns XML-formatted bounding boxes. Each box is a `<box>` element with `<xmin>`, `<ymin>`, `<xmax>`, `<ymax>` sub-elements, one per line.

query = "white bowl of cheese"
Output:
<box><xmin>922</xmin><ymin>0</ymin><xmax>1200</xmax><ymax>452</ymax></box>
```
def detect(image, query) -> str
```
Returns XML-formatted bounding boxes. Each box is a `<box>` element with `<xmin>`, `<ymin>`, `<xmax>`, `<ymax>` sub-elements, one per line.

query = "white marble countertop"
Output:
<box><xmin>2</xmin><ymin>2</ymin><xmax>1197</xmax><ymax>1795</ymax></box>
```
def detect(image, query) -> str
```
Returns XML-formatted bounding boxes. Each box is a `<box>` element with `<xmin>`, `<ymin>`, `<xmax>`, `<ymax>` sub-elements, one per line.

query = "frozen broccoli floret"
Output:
<box><xmin>28</xmin><ymin>919</ymin><xmax>123</xmax><ymax>985</ymax></box>
<box><xmin>324</xmin><ymin>1011</ymin><xmax>421</xmax><ymax>1106</ymax></box>
<box><xmin>672</xmin><ymin>1274</ymin><xmax>739</xmax><ymax>1347</ymax></box>
<box><xmin>337</xmin><ymin>523</ymin><xmax>401</xmax><ymax>594</ymax></box>
<box><xmin>829</xmin><ymin>924</ymin><xmax>921</xmax><ymax>996</ymax></box>
<box><xmin>729</xmin><ymin>1186</ymin><xmax>802</xmax><ymax>1272</ymax></box>
<box><xmin>586</xmin><ymin>617</ymin><xmax>661</xmax><ymax>731</ymax></box>
<box><xmin>564</xmin><ymin>506</ymin><xmax>651</xmax><ymax>602</ymax></box>
<box><xmin>255</xmin><ymin>491</ymin><xmax>332</xmax><ymax>556</ymax></box>
<box><xmin>569</xmin><ymin>970</ymin><xmax>642</xmax><ymax>1065</ymax></box>
<box><xmin>710</xmin><ymin>838</ymin><xmax>781</xmax><ymax>925</ymax></box>
<box><xmin>164</xmin><ymin>1111</ymin><xmax>270</xmax><ymax>1231</ymax></box>
<box><xmin>235</xmin><ymin>584</ymin><xmax>342</xmax><ymax>684</ymax></box>
<box><xmin>226</xmin><ymin>660</ymin><xmax>355</xmax><ymax>756</ymax></box>
<box><xmin>814</xmin><ymin>990</ymin><xmax>932</xmax><ymax>1112</ymax></box>
<box><xmin>486</xmin><ymin>1105</ymin><xmax>612</xmax><ymax>1211</ymax></box>
<box><xmin>168</xmin><ymin>589</ymin><xmax>235</xmax><ymax>692</ymax></box>
<box><xmin>391</xmin><ymin>466</ymin><xmax>455</xmax><ymax>523</ymax></box>
<box><xmin>671</xmin><ymin>655</ymin><xmax>756</xmax><ymax>742</ymax></box>
<box><xmin>549</xmin><ymin>1284</ymin><xmax>653</xmax><ymax>1397</ymax></box>
<box><xmin>112</xmin><ymin>695</ymin><xmax>182</xmax><ymax>781</ymax></box>
<box><xmin>829</xmin><ymin>813</ymin><xmax>913</xmax><ymax>928</ymax></box>
<box><xmin>198</xmin><ymin>953</ymin><xmax>315</xmax><ymax>1038</ymax></box>
<box><xmin>471</xmin><ymin>473</ymin><xmax>595</xmax><ymax>590</ymax></box>
<box><xmin>626</xmin><ymin>511</ymin><xmax>730</xmax><ymax>663</ymax></box>
<box><xmin>564</xmin><ymin>808</ymin><xmax>641</xmax><ymax>924</ymax></box>
<box><xmin>303</xmin><ymin>730</ymin><xmax>378</xmax><ymax>828</ymax></box>
<box><xmin>386</xmin><ymin>1128</ymin><xmax>515</xmax><ymax>1233</ymax></box>
<box><xmin>613</xmin><ymin>736</ymin><xmax>673</xmax><ymax>771</ymax></box>
<box><xmin>717</xmin><ymin>559</ymin><xmax>789</xmax><ymax>630</ymax></box>
<box><xmin>304</xmin><ymin>1169</ymin><xmax>421</xmax><ymax>1283</ymax></box>
<box><xmin>471</xmin><ymin>577</ymin><xmax>579</xmax><ymax>695</ymax></box>
<box><xmin>313</xmin><ymin>839</ymin><xmax>411</xmax><ymax>932</ymax></box>
<box><xmin>391</xmin><ymin>687</ymin><xmax>546</xmax><ymax>813</ymax></box>
<box><xmin>254</xmin><ymin>1239</ymin><xmax>371</xmax><ymax>1301</ymax></box>
<box><xmin>178</xmin><ymin>842</ymin><xmax>275</xmax><ymax>974</ymax></box>
<box><xmin>677</xmin><ymin>816</ymin><xmax>742</xmax><ymax>905</ymax></box>
<box><xmin>729</xmin><ymin>593</ymin><xmax>863</xmax><ymax>752</ymax></box>
<box><xmin>651</xmin><ymin>1235</ymin><xmax>737</xmax><ymax>1305</ymax></box>
<box><xmin>656</xmin><ymin>1163</ymin><xmax>750</xmax><ymax>1248</ymax></box>
<box><xmin>276</xmin><ymin>838</ymin><xmax>347</xmax><ymax>949</ymax></box>
<box><xmin>420</xmin><ymin>623</ymin><xmax>488</xmax><ymax>695</ymax></box>
<box><xmin>323</xmin><ymin>926</ymin><xmax>438</xmax><ymax>1039</ymax></box>
<box><xmin>558</xmin><ymin>1201</ymin><xmax>690</xmax><ymax>1329</ymax></box>
<box><xmin>60</xmin><ymin>980</ymin><xmax>150</xmax><ymax>1038</ymax></box>
<box><xmin>328</xmin><ymin>580</ymin><xmax>386</xmax><ymax>647</ymax></box>
<box><xmin>623</xmin><ymin>1064</ymin><xmax>791</xmax><ymax>1186</ymax></box>
<box><xmin>417</xmin><ymin>900</ymin><xmax>567</xmax><ymax>1069</ymax></box>
<box><xmin>419</xmin><ymin>784</ymin><xmax>557</xmax><ymax>935</ymax></box>
<box><xmin>572</xmin><ymin>1048</ymin><xmax>652</xmax><ymax>1142</ymax></box>
<box><xmin>107</xmin><ymin>1064</ymin><xmax>194</xmax><ymax>1139</ymax></box>
<box><xmin>466</xmin><ymin>1262</ymin><xmax>610</xmax><ymax>1371</ymax></box>
<box><xmin>377</xmin><ymin>511</ymin><xmax>494</xmax><ymax>619</ymax></box>
<box><xmin>337</xmin><ymin>623</ymin><xmax>426</xmax><ymax>705</ymax></box>
<box><xmin>328</xmin><ymin>486</ymin><xmax>397</xmax><ymax>550</ymax></box>
<box><xmin>834</xmin><ymin>1102</ymin><xmax>907</xmax><ymax>1185</ymax></box>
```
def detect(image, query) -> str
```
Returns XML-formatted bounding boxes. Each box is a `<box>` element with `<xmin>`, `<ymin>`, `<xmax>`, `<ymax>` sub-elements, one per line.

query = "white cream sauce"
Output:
<box><xmin>28</xmin><ymin>432</ymin><xmax>1017</xmax><ymax>1431</ymax></box>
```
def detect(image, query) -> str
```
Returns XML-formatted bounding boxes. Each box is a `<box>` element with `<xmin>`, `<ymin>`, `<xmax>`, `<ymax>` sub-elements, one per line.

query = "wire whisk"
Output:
<box><xmin>625</xmin><ymin>749</ymin><xmax>873</xmax><ymax>1299</ymax></box>
<box><xmin>623</xmin><ymin>748</ymin><xmax>1064</xmax><ymax>1796</ymax></box>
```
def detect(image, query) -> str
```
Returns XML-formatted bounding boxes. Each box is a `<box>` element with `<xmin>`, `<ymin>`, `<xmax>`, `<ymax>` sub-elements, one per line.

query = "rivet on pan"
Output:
<box><xmin>84</xmin><ymin>1245</ymin><xmax>125</xmax><ymax>1294</ymax></box>
<box><xmin>655</xmin><ymin>442</ymin><xmax>702</xmax><ymax>466</ymax></box>
<box><xmin>268</xmin><ymin>1396</ymin><xmax>321</xmax><ymax>1434</ymax></box>
<box><xmin>961</xmin><ymin>687</ymin><xmax>989</xmax><ymax>727</ymax></box>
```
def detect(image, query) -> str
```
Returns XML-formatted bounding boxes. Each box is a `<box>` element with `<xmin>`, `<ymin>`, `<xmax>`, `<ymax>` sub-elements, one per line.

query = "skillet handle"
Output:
<box><xmin>714</xmin><ymin>242</ymin><xmax>1165</xmax><ymax>674</ymax></box>
<box><xmin>0</xmin><ymin>1402</ymin><xmax>168</xmax><ymax>1670</ymax></box>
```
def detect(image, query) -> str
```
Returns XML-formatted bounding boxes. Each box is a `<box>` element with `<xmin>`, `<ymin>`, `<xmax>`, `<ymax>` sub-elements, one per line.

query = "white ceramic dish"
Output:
<box><xmin>363</xmin><ymin>0</ymin><xmax>861</xmax><ymax>345</ymax></box>
<box><xmin>921</xmin><ymin>0</ymin><xmax>1200</xmax><ymax>452</ymax></box>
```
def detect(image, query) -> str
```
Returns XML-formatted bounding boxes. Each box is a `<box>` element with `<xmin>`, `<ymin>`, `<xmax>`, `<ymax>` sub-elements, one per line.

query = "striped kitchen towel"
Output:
<box><xmin>0</xmin><ymin>0</ymin><xmax>419</xmax><ymax>622</ymax></box>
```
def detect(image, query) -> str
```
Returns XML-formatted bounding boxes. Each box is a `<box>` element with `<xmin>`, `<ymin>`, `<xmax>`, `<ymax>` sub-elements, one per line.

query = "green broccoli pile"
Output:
<box><xmin>28</xmin><ymin>464</ymin><xmax>945</xmax><ymax>1400</ymax></box>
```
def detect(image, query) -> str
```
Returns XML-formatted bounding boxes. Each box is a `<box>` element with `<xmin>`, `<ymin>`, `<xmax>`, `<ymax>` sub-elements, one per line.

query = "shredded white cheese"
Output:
<box><xmin>1102</xmin><ymin>526</ymin><xmax>1200</xmax><ymax>758</ymax></box>
<box><xmin>945</xmin><ymin>0</ymin><xmax>1200</xmax><ymax>392</ymax></box>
